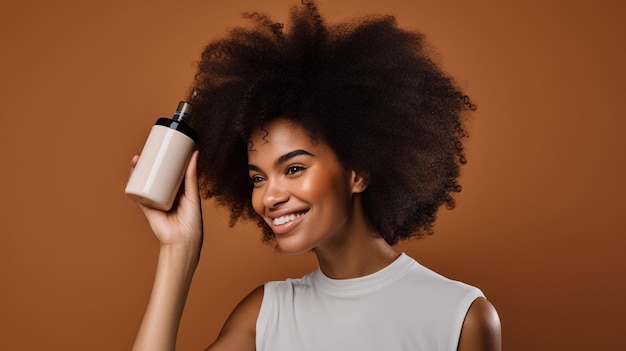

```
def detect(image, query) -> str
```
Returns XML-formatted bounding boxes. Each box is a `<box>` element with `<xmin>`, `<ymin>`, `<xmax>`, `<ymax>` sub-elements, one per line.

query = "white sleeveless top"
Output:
<box><xmin>256</xmin><ymin>253</ymin><xmax>483</xmax><ymax>351</ymax></box>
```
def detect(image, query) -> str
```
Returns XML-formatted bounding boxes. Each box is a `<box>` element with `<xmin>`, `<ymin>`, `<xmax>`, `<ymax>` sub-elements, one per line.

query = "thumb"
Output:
<box><xmin>183</xmin><ymin>150</ymin><xmax>200</xmax><ymax>202</ymax></box>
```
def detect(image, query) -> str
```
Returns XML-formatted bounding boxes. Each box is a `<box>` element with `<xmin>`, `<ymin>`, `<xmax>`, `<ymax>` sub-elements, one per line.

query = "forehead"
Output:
<box><xmin>247</xmin><ymin>119</ymin><xmax>331</xmax><ymax>162</ymax></box>
<box><xmin>248</xmin><ymin>119</ymin><xmax>310</xmax><ymax>151</ymax></box>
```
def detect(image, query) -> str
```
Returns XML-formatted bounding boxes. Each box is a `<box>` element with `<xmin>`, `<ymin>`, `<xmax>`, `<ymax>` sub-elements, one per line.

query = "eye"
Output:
<box><xmin>249</xmin><ymin>174</ymin><xmax>266</xmax><ymax>186</ymax></box>
<box><xmin>285</xmin><ymin>165</ymin><xmax>306</xmax><ymax>176</ymax></box>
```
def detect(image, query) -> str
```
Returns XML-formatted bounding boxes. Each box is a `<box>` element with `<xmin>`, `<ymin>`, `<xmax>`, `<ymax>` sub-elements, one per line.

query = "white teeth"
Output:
<box><xmin>273</xmin><ymin>212</ymin><xmax>305</xmax><ymax>226</ymax></box>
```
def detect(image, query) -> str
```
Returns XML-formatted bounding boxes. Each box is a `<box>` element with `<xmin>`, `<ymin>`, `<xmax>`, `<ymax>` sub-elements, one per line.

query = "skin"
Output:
<box><xmin>131</xmin><ymin>118</ymin><xmax>502</xmax><ymax>351</ymax></box>
<box><xmin>247</xmin><ymin>119</ymin><xmax>397</xmax><ymax>277</ymax></box>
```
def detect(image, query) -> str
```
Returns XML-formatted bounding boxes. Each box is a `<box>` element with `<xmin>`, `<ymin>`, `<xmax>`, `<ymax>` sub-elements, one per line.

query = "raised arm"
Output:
<box><xmin>130</xmin><ymin>151</ymin><xmax>204</xmax><ymax>350</ymax></box>
<box><xmin>130</xmin><ymin>151</ymin><xmax>261</xmax><ymax>351</ymax></box>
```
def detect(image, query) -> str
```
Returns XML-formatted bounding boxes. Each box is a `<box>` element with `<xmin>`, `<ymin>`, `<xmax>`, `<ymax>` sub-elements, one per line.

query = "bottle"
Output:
<box><xmin>125</xmin><ymin>101</ymin><xmax>198</xmax><ymax>211</ymax></box>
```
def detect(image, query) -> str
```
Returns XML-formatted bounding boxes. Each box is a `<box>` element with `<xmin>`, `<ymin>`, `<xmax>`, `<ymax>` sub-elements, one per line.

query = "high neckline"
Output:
<box><xmin>311</xmin><ymin>253</ymin><xmax>412</xmax><ymax>296</ymax></box>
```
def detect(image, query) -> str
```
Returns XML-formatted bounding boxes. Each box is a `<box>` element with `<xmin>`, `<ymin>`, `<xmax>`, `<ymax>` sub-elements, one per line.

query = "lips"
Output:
<box><xmin>269</xmin><ymin>210</ymin><xmax>309</xmax><ymax>234</ymax></box>
<box><xmin>272</xmin><ymin>211</ymin><xmax>308</xmax><ymax>226</ymax></box>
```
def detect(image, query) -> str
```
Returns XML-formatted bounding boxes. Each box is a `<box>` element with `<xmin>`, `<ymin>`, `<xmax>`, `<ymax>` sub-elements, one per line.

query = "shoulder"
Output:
<box><xmin>264</xmin><ymin>272</ymin><xmax>317</xmax><ymax>294</ymax></box>
<box><xmin>206</xmin><ymin>285</ymin><xmax>265</xmax><ymax>351</ymax></box>
<box><xmin>457</xmin><ymin>297</ymin><xmax>502</xmax><ymax>351</ymax></box>
<box><xmin>399</xmin><ymin>255</ymin><xmax>483</xmax><ymax>301</ymax></box>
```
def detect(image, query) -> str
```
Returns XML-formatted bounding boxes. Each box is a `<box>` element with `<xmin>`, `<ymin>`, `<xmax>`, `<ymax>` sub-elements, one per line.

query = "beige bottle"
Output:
<box><xmin>125</xmin><ymin>101</ymin><xmax>198</xmax><ymax>211</ymax></box>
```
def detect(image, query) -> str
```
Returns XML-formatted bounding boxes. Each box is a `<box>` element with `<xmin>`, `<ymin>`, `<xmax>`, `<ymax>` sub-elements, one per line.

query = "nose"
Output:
<box><xmin>262</xmin><ymin>178</ymin><xmax>289</xmax><ymax>209</ymax></box>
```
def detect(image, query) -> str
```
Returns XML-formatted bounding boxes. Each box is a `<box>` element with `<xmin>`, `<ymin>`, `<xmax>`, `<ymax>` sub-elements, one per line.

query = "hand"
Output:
<box><xmin>130</xmin><ymin>151</ymin><xmax>204</xmax><ymax>249</ymax></box>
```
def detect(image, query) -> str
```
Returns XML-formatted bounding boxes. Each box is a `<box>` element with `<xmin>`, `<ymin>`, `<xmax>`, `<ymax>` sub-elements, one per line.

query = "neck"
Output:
<box><xmin>313</xmin><ymin>195</ymin><xmax>400</xmax><ymax>279</ymax></box>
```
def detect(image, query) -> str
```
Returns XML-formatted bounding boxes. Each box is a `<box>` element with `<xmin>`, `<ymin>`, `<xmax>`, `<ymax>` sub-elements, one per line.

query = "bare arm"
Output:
<box><xmin>130</xmin><ymin>151</ymin><xmax>204</xmax><ymax>350</ymax></box>
<box><xmin>457</xmin><ymin>297</ymin><xmax>502</xmax><ymax>351</ymax></box>
<box><xmin>205</xmin><ymin>285</ymin><xmax>264</xmax><ymax>351</ymax></box>
<box><xmin>132</xmin><ymin>242</ymin><xmax>201</xmax><ymax>350</ymax></box>
<box><xmin>130</xmin><ymin>151</ymin><xmax>260</xmax><ymax>351</ymax></box>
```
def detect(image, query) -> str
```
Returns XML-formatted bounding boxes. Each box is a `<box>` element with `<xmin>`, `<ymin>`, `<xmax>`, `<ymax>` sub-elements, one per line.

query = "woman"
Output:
<box><xmin>131</xmin><ymin>1</ymin><xmax>501</xmax><ymax>350</ymax></box>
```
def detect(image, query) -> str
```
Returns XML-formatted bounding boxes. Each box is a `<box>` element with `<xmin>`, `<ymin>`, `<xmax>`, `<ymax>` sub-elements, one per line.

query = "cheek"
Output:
<box><xmin>299</xmin><ymin>177</ymin><xmax>315</xmax><ymax>194</ymax></box>
<box><xmin>250</xmin><ymin>189</ymin><xmax>264</xmax><ymax>215</ymax></box>
<box><xmin>299</xmin><ymin>174</ymin><xmax>330</xmax><ymax>201</ymax></box>
<box><xmin>301</xmin><ymin>171</ymin><xmax>347</xmax><ymax>204</ymax></box>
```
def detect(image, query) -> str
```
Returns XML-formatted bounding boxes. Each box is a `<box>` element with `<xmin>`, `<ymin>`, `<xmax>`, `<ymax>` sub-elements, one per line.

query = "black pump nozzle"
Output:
<box><xmin>173</xmin><ymin>101</ymin><xmax>192</xmax><ymax>124</ymax></box>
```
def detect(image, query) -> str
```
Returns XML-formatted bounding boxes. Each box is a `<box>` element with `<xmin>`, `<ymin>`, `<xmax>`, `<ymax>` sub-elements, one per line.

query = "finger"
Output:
<box><xmin>130</xmin><ymin>154</ymin><xmax>140</xmax><ymax>167</ymax></box>
<box><xmin>183</xmin><ymin>150</ymin><xmax>200</xmax><ymax>201</ymax></box>
<box><xmin>129</xmin><ymin>154</ymin><xmax>140</xmax><ymax>176</ymax></box>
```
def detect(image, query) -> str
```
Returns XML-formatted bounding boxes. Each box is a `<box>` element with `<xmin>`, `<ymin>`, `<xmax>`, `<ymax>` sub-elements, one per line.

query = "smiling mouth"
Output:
<box><xmin>272</xmin><ymin>211</ymin><xmax>308</xmax><ymax>226</ymax></box>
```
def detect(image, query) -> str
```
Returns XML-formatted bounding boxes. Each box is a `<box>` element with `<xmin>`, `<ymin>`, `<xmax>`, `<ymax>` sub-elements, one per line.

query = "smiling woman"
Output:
<box><xmin>247</xmin><ymin>119</ymin><xmax>367</xmax><ymax>255</ymax></box>
<box><xmin>129</xmin><ymin>1</ymin><xmax>500</xmax><ymax>351</ymax></box>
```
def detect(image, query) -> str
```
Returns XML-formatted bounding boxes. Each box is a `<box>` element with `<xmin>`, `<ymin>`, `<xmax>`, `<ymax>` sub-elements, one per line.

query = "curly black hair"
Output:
<box><xmin>189</xmin><ymin>0</ymin><xmax>475</xmax><ymax>246</ymax></box>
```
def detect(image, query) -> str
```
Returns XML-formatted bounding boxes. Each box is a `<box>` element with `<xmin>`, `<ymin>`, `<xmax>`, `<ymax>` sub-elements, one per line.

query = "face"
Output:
<box><xmin>247</xmin><ymin>119</ymin><xmax>365</xmax><ymax>254</ymax></box>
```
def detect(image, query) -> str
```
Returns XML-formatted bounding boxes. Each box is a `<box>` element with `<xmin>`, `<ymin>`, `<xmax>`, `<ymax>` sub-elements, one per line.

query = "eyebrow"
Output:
<box><xmin>248</xmin><ymin>149</ymin><xmax>315</xmax><ymax>172</ymax></box>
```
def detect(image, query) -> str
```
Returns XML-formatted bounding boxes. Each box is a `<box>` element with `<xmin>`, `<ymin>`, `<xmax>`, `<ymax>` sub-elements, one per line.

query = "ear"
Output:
<box><xmin>350</xmin><ymin>170</ymin><xmax>369</xmax><ymax>194</ymax></box>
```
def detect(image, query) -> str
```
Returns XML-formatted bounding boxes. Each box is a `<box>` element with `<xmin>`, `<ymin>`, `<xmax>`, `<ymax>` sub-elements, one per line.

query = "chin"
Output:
<box><xmin>275</xmin><ymin>238</ymin><xmax>316</xmax><ymax>256</ymax></box>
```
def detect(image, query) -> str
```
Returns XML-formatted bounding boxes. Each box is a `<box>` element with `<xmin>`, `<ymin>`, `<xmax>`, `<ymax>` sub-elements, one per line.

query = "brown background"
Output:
<box><xmin>1</xmin><ymin>0</ymin><xmax>624</xmax><ymax>350</ymax></box>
